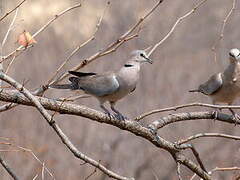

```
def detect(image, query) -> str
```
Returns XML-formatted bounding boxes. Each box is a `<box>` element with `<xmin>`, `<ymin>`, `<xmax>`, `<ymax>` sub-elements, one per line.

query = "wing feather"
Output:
<box><xmin>74</xmin><ymin>73</ymin><xmax>120</xmax><ymax>96</ymax></box>
<box><xmin>198</xmin><ymin>73</ymin><xmax>223</xmax><ymax>95</ymax></box>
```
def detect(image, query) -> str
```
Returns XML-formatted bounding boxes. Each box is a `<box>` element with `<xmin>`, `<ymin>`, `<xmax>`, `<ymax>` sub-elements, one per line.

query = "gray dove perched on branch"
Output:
<box><xmin>51</xmin><ymin>50</ymin><xmax>153</xmax><ymax>120</ymax></box>
<box><xmin>189</xmin><ymin>48</ymin><xmax>240</xmax><ymax>120</ymax></box>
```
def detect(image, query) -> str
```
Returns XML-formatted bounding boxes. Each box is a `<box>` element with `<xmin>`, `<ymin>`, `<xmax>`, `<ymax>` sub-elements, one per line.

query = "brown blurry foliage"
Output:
<box><xmin>1</xmin><ymin>0</ymin><xmax>240</xmax><ymax>180</ymax></box>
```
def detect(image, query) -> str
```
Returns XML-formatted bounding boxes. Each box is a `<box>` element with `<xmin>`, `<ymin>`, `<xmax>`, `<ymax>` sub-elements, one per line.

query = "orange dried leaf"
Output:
<box><xmin>17</xmin><ymin>30</ymin><xmax>37</xmax><ymax>47</ymax></box>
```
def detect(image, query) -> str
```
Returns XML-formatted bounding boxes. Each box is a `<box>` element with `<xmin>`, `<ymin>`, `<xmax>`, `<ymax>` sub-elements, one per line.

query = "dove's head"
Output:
<box><xmin>130</xmin><ymin>50</ymin><xmax>153</xmax><ymax>64</ymax></box>
<box><xmin>229</xmin><ymin>48</ymin><xmax>240</xmax><ymax>62</ymax></box>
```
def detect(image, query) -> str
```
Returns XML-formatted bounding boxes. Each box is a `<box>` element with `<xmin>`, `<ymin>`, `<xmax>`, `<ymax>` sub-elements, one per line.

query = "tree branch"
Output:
<box><xmin>0</xmin><ymin>72</ymin><xmax>133</xmax><ymax>180</ymax></box>
<box><xmin>0</xmin><ymin>0</ymin><xmax>26</xmax><ymax>22</ymax></box>
<box><xmin>148</xmin><ymin>0</ymin><xmax>208</xmax><ymax>56</ymax></box>
<box><xmin>0</xmin><ymin>154</ymin><xmax>19</xmax><ymax>180</ymax></box>
<box><xmin>47</xmin><ymin>1</ymin><xmax>110</xmax><ymax>85</ymax></box>
<box><xmin>136</xmin><ymin>102</ymin><xmax>240</xmax><ymax>121</ymax></box>
<box><xmin>148</xmin><ymin>111</ymin><xmax>237</xmax><ymax>131</ymax></box>
<box><xmin>51</xmin><ymin>0</ymin><xmax>163</xmax><ymax>85</ymax></box>
<box><xmin>211</xmin><ymin>0</ymin><xmax>236</xmax><ymax>62</ymax></box>
<box><xmin>1</xmin><ymin>2</ymin><xmax>83</xmax><ymax>62</ymax></box>
<box><xmin>178</xmin><ymin>133</ymin><xmax>240</xmax><ymax>144</ymax></box>
<box><xmin>0</xmin><ymin>88</ymin><xmax>212</xmax><ymax>179</ymax></box>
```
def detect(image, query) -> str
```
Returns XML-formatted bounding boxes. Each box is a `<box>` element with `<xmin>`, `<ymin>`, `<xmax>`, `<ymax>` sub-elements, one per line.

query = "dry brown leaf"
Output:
<box><xmin>17</xmin><ymin>30</ymin><xmax>37</xmax><ymax>48</ymax></box>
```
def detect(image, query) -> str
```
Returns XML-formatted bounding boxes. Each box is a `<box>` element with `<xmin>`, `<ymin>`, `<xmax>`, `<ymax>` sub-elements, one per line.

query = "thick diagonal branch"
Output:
<box><xmin>0</xmin><ymin>72</ymin><xmax>133</xmax><ymax>180</ymax></box>
<box><xmin>0</xmin><ymin>88</ymin><xmax>213</xmax><ymax>179</ymax></box>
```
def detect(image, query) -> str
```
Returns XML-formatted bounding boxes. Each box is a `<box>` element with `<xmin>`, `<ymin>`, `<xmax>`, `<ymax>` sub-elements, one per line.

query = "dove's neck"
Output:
<box><xmin>117</xmin><ymin>60</ymin><xmax>141</xmax><ymax>87</ymax></box>
<box><xmin>224</xmin><ymin>61</ymin><xmax>240</xmax><ymax>81</ymax></box>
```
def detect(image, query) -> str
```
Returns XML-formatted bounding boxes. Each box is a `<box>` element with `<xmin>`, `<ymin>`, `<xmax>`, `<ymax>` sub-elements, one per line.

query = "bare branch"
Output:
<box><xmin>0</xmin><ymin>72</ymin><xmax>134</xmax><ymax>180</ymax></box>
<box><xmin>175</xmin><ymin>143</ymin><xmax>207</xmax><ymax>173</ymax></box>
<box><xmin>50</xmin><ymin>0</ymin><xmax>163</xmax><ymax>85</ymax></box>
<box><xmin>210</xmin><ymin>166</ymin><xmax>240</xmax><ymax>174</ymax></box>
<box><xmin>0</xmin><ymin>154</ymin><xmax>19</xmax><ymax>180</ymax></box>
<box><xmin>56</xmin><ymin>94</ymin><xmax>91</xmax><ymax>102</ymax></box>
<box><xmin>121</xmin><ymin>0</ymin><xmax>163</xmax><ymax>38</ymax></box>
<box><xmin>178</xmin><ymin>133</ymin><xmax>240</xmax><ymax>144</ymax></box>
<box><xmin>136</xmin><ymin>102</ymin><xmax>240</xmax><ymax>121</ymax></box>
<box><xmin>1</xmin><ymin>2</ymin><xmax>83</xmax><ymax>63</ymax></box>
<box><xmin>211</xmin><ymin>0</ymin><xmax>236</xmax><ymax>62</ymax></box>
<box><xmin>16</xmin><ymin>145</ymin><xmax>55</xmax><ymax>179</ymax></box>
<box><xmin>176</xmin><ymin>163</ymin><xmax>183</xmax><ymax>180</ymax></box>
<box><xmin>1</xmin><ymin>8</ymin><xmax>19</xmax><ymax>49</ymax></box>
<box><xmin>0</xmin><ymin>0</ymin><xmax>26</xmax><ymax>22</ymax></box>
<box><xmin>32</xmin><ymin>174</ymin><xmax>38</xmax><ymax>180</ymax></box>
<box><xmin>85</xmin><ymin>164</ymin><xmax>98</xmax><ymax>180</ymax></box>
<box><xmin>148</xmin><ymin>111</ymin><xmax>237</xmax><ymax>131</ymax></box>
<box><xmin>47</xmin><ymin>1</ymin><xmax>110</xmax><ymax>85</ymax></box>
<box><xmin>0</xmin><ymin>89</ymin><xmax>212</xmax><ymax>179</ymax></box>
<box><xmin>148</xmin><ymin>0</ymin><xmax>208</xmax><ymax>56</ymax></box>
<box><xmin>0</xmin><ymin>103</ymin><xmax>17</xmax><ymax>112</ymax></box>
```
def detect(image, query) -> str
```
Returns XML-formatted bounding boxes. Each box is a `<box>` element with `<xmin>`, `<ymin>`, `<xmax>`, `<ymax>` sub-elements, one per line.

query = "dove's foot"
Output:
<box><xmin>229</xmin><ymin>108</ymin><xmax>240</xmax><ymax>126</ymax></box>
<box><xmin>113</xmin><ymin>113</ymin><xmax>128</xmax><ymax>121</ymax></box>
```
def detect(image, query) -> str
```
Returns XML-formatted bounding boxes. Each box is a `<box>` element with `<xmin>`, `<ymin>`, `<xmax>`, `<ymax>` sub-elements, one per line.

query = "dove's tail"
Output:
<box><xmin>189</xmin><ymin>89</ymin><xmax>199</xmax><ymax>93</ymax></box>
<box><xmin>50</xmin><ymin>77</ymin><xmax>80</xmax><ymax>90</ymax></box>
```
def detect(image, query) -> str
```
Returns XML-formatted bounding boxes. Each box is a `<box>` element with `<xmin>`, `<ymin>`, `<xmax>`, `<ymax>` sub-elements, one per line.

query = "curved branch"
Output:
<box><xmin>211</xmin><ymin>0</ymin><xmax>236</xmax><ymax>62</ymax></box>
<box><xmin>148</xmin><ymin>111</ymin><xmax>237</xmax><ymax>131</ymax></box>
<box><xmin>47</xmin><ymin>1</ymin><xmax>110</xmax><ymax>85</ymax></box>
<box><xmin>136</xmin><ymin>102</ymin><xmax>240</xmax><ymax>121</ymax></box>
<box><xmin>178</xmin><ymin>133</ymin><xmax>240</xmax><ymax>144</ymax></box>
<box><xmin>0</xmin><ymin>0</ymin><xmax>26</xmax><ymax>22</ymax></box>
<box><xmin>148</xmin><ymin>0</ymin><xmax>208</xmax><ymax>56</ymax></box>
<box><xmin>0</xmin><ymin>72</ymin><xmax>133</xmax><ymax>180</ymax></box>
<box><xmin>52</xmin><ymin>0</ymin><xmax>163</xmax><ymax>85</ymax></box>
<box><xmin>0</xmin><ymin>88</ymin><xmax>212</xmax><ymax>179</ymax></box>
<box><xmin>1</xmin><ymin>2</ymin><xmax>83</xmax><ymax>62</ymax></box>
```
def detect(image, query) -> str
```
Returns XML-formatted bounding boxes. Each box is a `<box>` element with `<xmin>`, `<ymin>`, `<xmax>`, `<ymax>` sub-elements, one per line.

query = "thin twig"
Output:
<box><xmin>176</xmin><ymin>163</ymin><xmax>183</xmax><ymax>180</ymax></box>
<box><xmin>136</xmin><ymin>102</ymin><xmax>240</xmax><ymax>121</ymax></box>
<box><xmin>0</xmin><ymin>0</ymin><xmax>26</xmax><ymax>22</ymax></box>
<box><xmin>47</xmin><ymin>1</ymin><xmax>110</xmax><ymax>85</ymax></box>
<box><xmin>0</xmin><ymin>88</ymin><xmax>212</xmax><ymax>179</ymax></box>
<box><xmin>148</xmin><ymin>111</ymin><xmax>238</xmax><ymax>132</ymax></box>
<box><xmin>51</xmin><ymin>33</ymin><xmax>139</xmax><ymax>85</ymax></box>
<box><xmin>175</xmin><ymin>143</ymin><xmax>207</xmax><ymax>173</ymax></box>
<box><xmin>0</xmin><ymin>72</ymin><xmax>133</xmax><ymax>180</ymax></box>
<box><xmin>33</xmin><ymin>174</ymin><xmax>38</xmax><ymax>180</ymax></box>
<box><xmin>191</xmin><ymin>166</ymin><xmax>240</xmax><ymax>180</ymax></box>
<box><xmin>178</xmin><ymin>133</ymin><xmax>240</xmax><ymax>144</ymax></box>
<box><xmin>41</xmin><ymin>162</ymin><xmax>45</xmax><ymax>180</ymax></box>
<box><xmin>211</xmin><ymin>0</ymin><xmax>236</xmax><ymax>62</ymax></box>
<box><xmin>0</xmin><ymin>7</ymin><xmax>19</xmax><ymax>95</ymax></box>
<box><xmin>56</xmin><ymin>94</ymin><xmax>91</xmax><ymax>102</ymax></box>
<box><xmin>0</xmin><ymin>103</ymin><xmax>16</xmax><ymax>112</ymax></box>
<box><xmin>0</xmin><ymin>139</ymin><xmax>55</xmax><ymax>179</ymax></box>
<box><xmin>16</xmin><ymin>145</ymin><xmax>55</xmax><ymax>179</ymax></box>
<box><xmin>148</xmin><ymin>0</ymin><xmax>208</xmax><ymax>56</ymax></box>
<box><xmin>5</xmin><ymin>55</ymin><xmax>16</xmax><ymax>74</ymax></box>
<box><xmin>0</xmin><ymin>154</ymin><xmax>19</xmax><ymax>180</ymax></box>
<box><xmin>1</xmin><ymin>2</ymin><xmax>83</xmax><ymax>62</ymax></box>
<box><xmin>1</xmin><ymin>8</ymin><xmax>19</xmax><ymax>49</ymax></box>
<box><xmin>50</xmin><ymin>0</ymin><xmax>163</xmax><ymax>85</ymax></box>
<box><xmin>209</xmin><ymin>166</ymin><xmax>240</xmax><ymax>174</ymax></box>
<box><xmin>85</xmin><ymin>162</ymin><xmax>98</xmax><ymax>180</ymax></box>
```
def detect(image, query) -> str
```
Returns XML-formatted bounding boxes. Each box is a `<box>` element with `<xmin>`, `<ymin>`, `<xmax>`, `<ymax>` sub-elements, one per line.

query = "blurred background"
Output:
<box><xmin>1</xmin><ymin>0</ymin><xmax>240</xmax><ymax>179</ymax></box>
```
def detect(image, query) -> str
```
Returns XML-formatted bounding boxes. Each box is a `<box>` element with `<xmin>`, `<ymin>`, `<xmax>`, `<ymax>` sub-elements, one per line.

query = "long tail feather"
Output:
<box><xmin>69</xmin><ymin>71</ymin><xmax>96</xmax><ymax>77</ymax></box>
<box><xmin>49</xmin><ymin>84</ymin><xmax>73</xmax><ymax>89</ymax></box>
<box><xmin>189</xmin><ymin>89</ymin><xmax>199</xmax><ymax>93</ymax></box>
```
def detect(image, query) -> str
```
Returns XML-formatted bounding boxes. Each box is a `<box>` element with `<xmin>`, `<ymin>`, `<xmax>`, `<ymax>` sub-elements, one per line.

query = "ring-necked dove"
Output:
<box><xmin>189</xmin><ymin>48</ymin><xmax>240</xmax><ymax>120</ymax></box>
<box><xmin>51</xmin><ymin>50</ymin><xmax>153</xmax><ymax>120</ymax></box>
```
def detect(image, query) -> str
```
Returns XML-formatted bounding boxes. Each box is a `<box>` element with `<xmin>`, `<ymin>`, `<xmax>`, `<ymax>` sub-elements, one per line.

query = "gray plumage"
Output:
<box><xmin>189</xmin><ymin>48</ymin><xmax>240</xmax><ymax>120</ymax></box>
<box><xmin>50</xmin><ymin>50</ymin><xmax>153</xmax><ymax>120</ymax></box>
<box><xmin>189</xmin><ymin>73</ymin><xmax>223</xmax><ymax>96</ymax></box>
